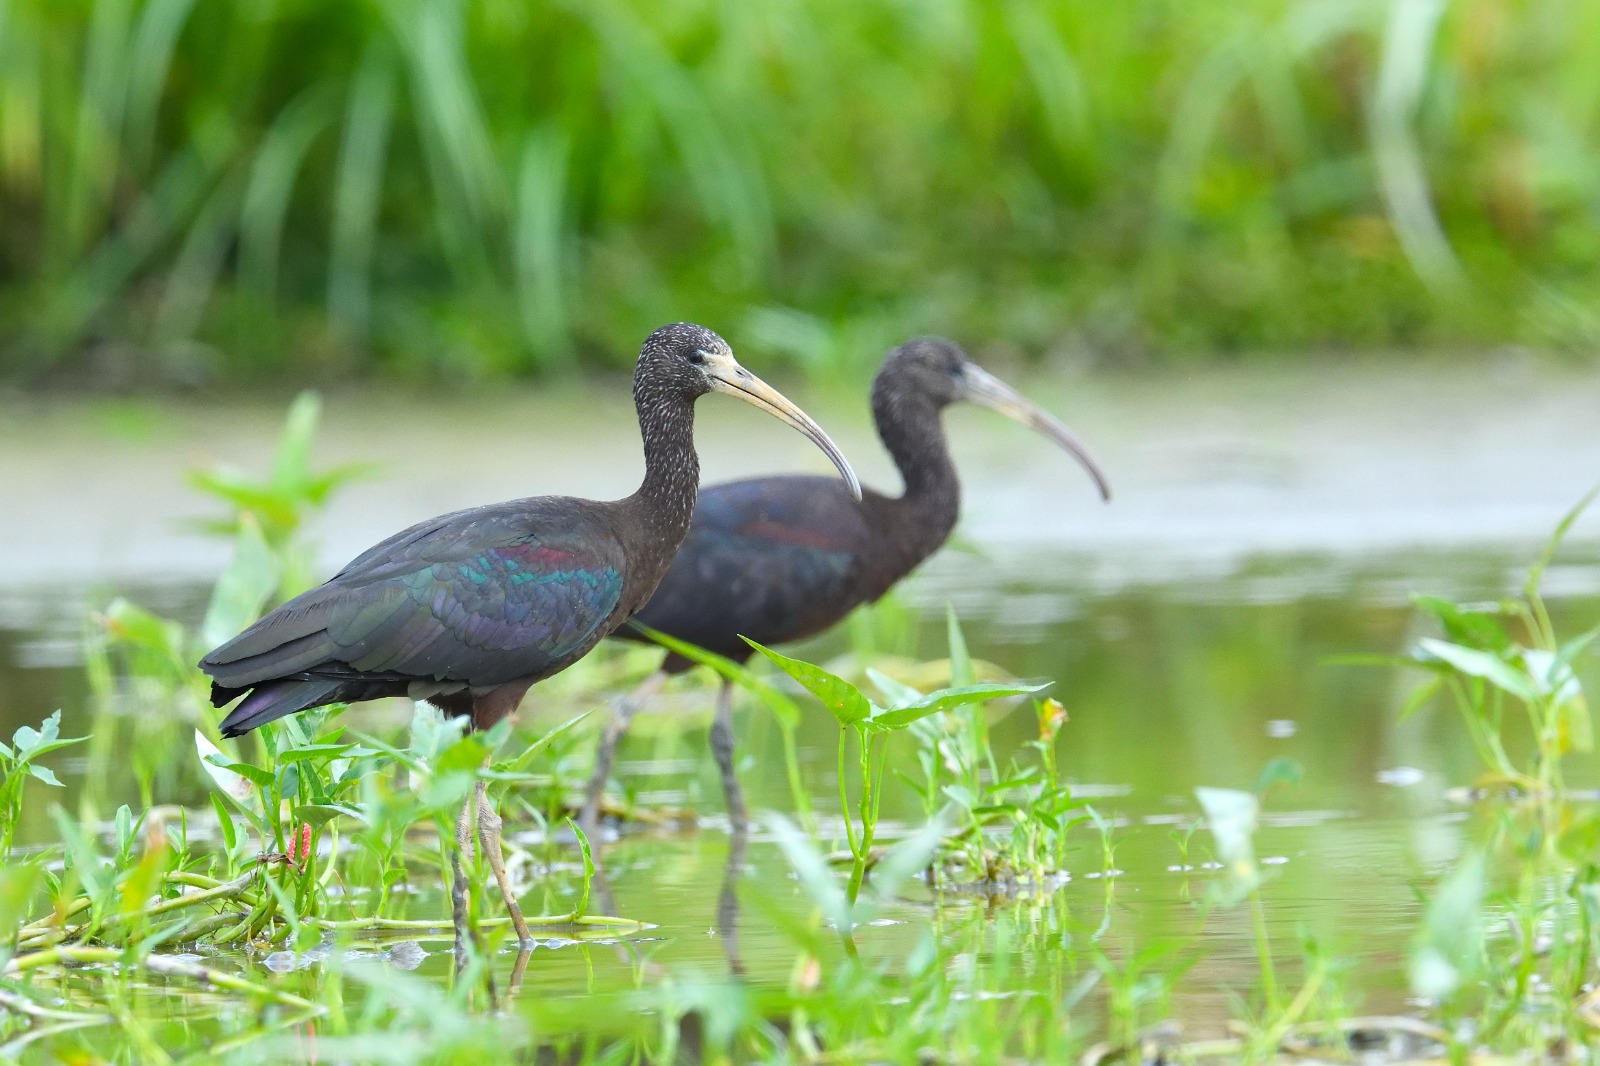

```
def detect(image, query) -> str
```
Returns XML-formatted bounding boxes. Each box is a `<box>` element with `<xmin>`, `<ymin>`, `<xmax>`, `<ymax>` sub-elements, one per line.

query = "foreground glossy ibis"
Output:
<box><xmin>200</xmin><ymin>323</ymin><xmax>861</xmax><ymax>954</ymax></box>
<box><xmin>580</xmin><ymin>337</ymin><xmax>1109</xmax><ymax>829</ymax></box>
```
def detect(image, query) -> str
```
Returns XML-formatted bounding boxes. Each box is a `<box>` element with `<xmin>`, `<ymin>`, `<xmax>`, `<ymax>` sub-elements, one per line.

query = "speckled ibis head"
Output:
<box><xmin>878</xmin><ymin>336</ymin><xmax>1112</xmax><ymax>501</ymax></box>
<box><xmin>639</xmin><ymin>323</ymin><xmax>862</xmax><ymax>500</ymax></box>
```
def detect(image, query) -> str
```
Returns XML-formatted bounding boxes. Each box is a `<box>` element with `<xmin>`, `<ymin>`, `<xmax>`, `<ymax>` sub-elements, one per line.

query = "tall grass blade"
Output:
<box><xmin>239</xmin><ymin>86</ymin><xmax>335</xmax><ymax>311</ymax></box>
<box><xmin>123</xmin><ymin>0</ymin><xmax>198</xmax><ymax>173</ymax></box>
<box><xmin>154</xmin><ymin>166</ymin><xmax>246</xmax><ymax>346</ymax></box>
<box><xmin>327</xmin><ymin>40</ymin><xmax>396</xmax><ymax>343</ymax></box>
<box><xmin>62</xmin><ymin>0</ymin><xmax>133</xmax><ymax>258</ymax></box>
<box><xmin>1368</xmin><ymin>0</ymin><xmax>1466</xmax><ymax>293</ymax></box>
<box><xmin>514</xmin><ymin>126</ymin><xmax>573</xmax><ymax>368</ymax></box>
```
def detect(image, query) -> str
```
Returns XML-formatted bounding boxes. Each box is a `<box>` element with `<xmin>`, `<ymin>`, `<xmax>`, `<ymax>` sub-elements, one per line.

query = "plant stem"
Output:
<box><xmin>837</xmin><ymin>730</ymin><xmax>858</xmax><ymax>860</ymax></box>
<box><xmin>781</xmin><ymin>722</ymin><xmax>815</xmax><ymax>836</ymax></box>
<box><xmin>310</xmin><ymin>913</ymin><xmax>645</xmax><ymax>931</ymax></box>
<box><xmin>1252</xmin><ymin>894</ymin><xmax>1280</xmax><ymax>1015</ymax></box>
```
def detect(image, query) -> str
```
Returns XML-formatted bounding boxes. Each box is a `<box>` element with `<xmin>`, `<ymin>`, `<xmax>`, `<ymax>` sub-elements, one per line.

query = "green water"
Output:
<box><xmin>5</xmin><ymin>542</ymin><xmax>1598</xmax><ymax>1055</ymax></box>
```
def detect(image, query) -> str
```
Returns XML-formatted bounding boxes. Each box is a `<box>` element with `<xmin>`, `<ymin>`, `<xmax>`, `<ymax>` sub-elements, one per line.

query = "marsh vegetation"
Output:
<box><xmin>4</xmin><ymin>0</ymin><xmax>1599</xmax><ymax>386</ymax></box>
<box><xmin>0</xmin><ymin>397</ymin><xmax>1597</xmax><ymax>1062</ymax></box>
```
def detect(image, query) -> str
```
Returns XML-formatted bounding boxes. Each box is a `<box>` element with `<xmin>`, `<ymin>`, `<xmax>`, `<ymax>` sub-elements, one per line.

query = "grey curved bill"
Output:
<box><xmin>702</xmin><ymin>354</ymin><xmax>863</xmax><ymax>501</ymax></box>
<box><xmin>959</xmin><ymin>364</ymin><xmax>1112</xmax><ymax>501</ymax></box>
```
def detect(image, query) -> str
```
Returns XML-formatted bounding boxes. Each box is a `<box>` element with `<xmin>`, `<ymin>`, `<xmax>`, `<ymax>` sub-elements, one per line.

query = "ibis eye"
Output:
<box><xmin>688</xmin><ymin>349</ymin><xmax>708</xmax><ymax>365</ymax></box>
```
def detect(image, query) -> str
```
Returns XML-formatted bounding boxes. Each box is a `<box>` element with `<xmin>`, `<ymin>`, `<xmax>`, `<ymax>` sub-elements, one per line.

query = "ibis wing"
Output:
<box><xmin>203</xmin><ymin>502</ymin><xmax>625</xmax><ymax>689</ymax></box>
<box><xmin>630</xmin><ymin>476</ymin><xmax>870</xmax><ymax>653</ymax></box>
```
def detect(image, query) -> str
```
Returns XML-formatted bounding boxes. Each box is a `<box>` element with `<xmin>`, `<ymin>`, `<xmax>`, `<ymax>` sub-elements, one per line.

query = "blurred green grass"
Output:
<box><xmin>0</xmin><ymin>0</ymin><xmax>1596</xmax><ymax>386</ymax></box>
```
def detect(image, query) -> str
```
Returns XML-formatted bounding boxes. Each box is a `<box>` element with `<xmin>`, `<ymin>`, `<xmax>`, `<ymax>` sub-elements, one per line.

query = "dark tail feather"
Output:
<box><xmin>219</xmin><ymin>680</ymin><xmax>345</xmax><ymax>738</ymax></box>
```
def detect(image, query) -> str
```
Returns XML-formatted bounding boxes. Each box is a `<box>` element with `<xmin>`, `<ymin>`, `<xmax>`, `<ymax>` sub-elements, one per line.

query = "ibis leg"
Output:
<box><xmin>475</xmin><ymin>776</ymin><xmax>532</xmax><ymax>944</ymax></box>
<box><xmin>708</xmin><ymin>678</ymin><xmax>747</xmax><ymax>830</ymax></box>
<box><xmin>717</xmin><ymin>823</ymin><xmax>749</xmax><ymax>977</ymax></box>
<box><xmin>578</xmin><ymin>668</ymin><xmax>669</xmax><ymax>831</ymax></box>
<box><xmin>451</xmin><ymin>787</ymin><xmax>479</xmax><ymax>973</ymax></box>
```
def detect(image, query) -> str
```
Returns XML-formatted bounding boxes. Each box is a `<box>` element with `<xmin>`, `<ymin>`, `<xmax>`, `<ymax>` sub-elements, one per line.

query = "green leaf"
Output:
<box><xmin>115</xmin><ymin>805</ymin><xmax>134</xmax><ymax>858</ymax></box>
<box><xmin>503</xmin><ymin>710</ymin><xmax>592</xmax><ymax>775</ymax></box>
<box><xmin>991</xmin><ymin>768</ymin><xmax>1041</xmax><ymax>790</ymax></box>
<box><xmin>1411</xmin><ymin>595</ymin><xmax>1512</xmax><ymax>652</ymax></box>
<box><xmin>276</xmin><ymin>743</ymin><xmax>358</xmax><ymax>764</ymax></box>
<box><xmin>196</xmin><ymin>730</ymin><xmax>269</xmax><ymax>824</ymax></box>
<box><xmin>432</xmin><ymin>731</ymin><xmax>491</xmax><ymax>777</ymax></box>
<box><xmin>743</xmin><ymin>638</ymin><xmax>872</xmax><ymax>726</ymax></box>
<box><xmin>280</xmin><ymin>762</ymin><xmax>301</xmax><ymax>801</ymax></box>
<box><xmin>637</xmin><ymin>625</ymin><xmax>801</xmax><ymax>729</ymax></box>
<box><xmin>1410</xmin><ymin>851</ymin><xmax>1486</xmax><ymax>1000</ymax></box>
<box><xmin>0</xmin><ymin>864</ymin><xmax>44</xmax><ymax>936</ymax></box>
<box><xmin>101</xmin><ymin>599</ymin><xmax>186</xmax><ymax>662</ymax></box>
<box><xmin>1254</xmin><ymin>757</ymin><xmax>1303</xmax><ymax>796</ymax></box>
<box><xmin>764</xmin><ymin>812</ymin><xmax>851</xmax><ymax>934</ymax></box>
<box><xmin>945</xmin><ymin>605</ymin><xmax>974</xmax><ymax>687</ymax></box>
<box><xmin>940</xmin><ymin>783</ymin><xmax>976</xmax><ymax>811</ymax></box>
<box><xmin>11</xmin><ymin>711</ymin><xmax>86</xmax><ymax>766</ymax></box>
<box><xmin>271</xmin><ymin>391</ymin><xmax>323</xmax><ymax>493</ymax></box>
<box><xmin>406</xmin><ymin>703</ymin><xmax>468</xmax><ymax>765</ymax></box>
<box><xmin>1398</xmin><ymin>675</ymin><xmax>1444</xmax><ymax>721</ymax></box>
<box><xmin>210</xmin><ymin>791</ymin><xmax>238</xmax><ymax>854</ymax></box>
<box><xmin>201</xmin><ymin>512</ymin><xmax>278</xmax><ymax>649</ymax></box>
<box><xmin>207</xmin><ymin>755</ymin><xmax>274</xmax><ymax>790</ymax></box>
<box><xmin>865</xmin><ymin>668</ymin><xmax>925</xmax><ymax>710</ymax></box>
<box><xmin>1416</xmin><ymin>638</ymin><xmax>1539</xmax><ymax>702</ymax></box>
<box><xmin>11</xmin><ymin>711</ymin><xmax>52</xmax><ymax>756</ymax></box>
<box><xmin>861</xmin><ymin>813</ymin><xmax>947</xmax><ymax>914</ymax></box>
<box><xmin>27</xmin><ymin>764</ymin><xmax>63</xmax><ymax>787</ymax></box>
<box><xmin>1525</xmin><ymin>483</ymin><xmax>1600</xmax><ymax>602</ymax></box>
<box><xmin>568</xmin><ymin>817</ymin><xmax>595</xmax><ymax>918</ymax></box>
<box><xmin>1557</xmin><ymin>625</ymin><xmax>1600</xmax><ymax>669</ymax></box>
<box><xmin>292</xmin><ymin>802</ymin><xmax>367</xmax><ymax>828</ymax></box>
<box><xmin>871</xmin><ymin>682</ymin><xmax>1047</xmax><ymax>729</ymax></box>
<box><xmin>1197</xmin><ymin>786</ymin><xmax>1260</xmax><ymax>906</ymax></box>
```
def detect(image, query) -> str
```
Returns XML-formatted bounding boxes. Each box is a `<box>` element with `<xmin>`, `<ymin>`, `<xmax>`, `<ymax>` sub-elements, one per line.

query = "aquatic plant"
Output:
<box><xmin>0</xmin><ymin>713</ymin><xmax>85</xmax><ymax>860</ymax></box>
<box><xmin>10</xmin><ymin>391</ymin><xmax>1600</xmax><ymax>1061</ymax></box>
<box><xmin>188</xmin><ymin>390</ymin><xmax>372</xmax><ymax>597</ymax></box>
<box><xmin>1381</xmin><ymin>488</ymin><xmax>1598</xmax><ymax>797</ymax></box>
<box><xmin>745</xmin><ymin>633</ymin><xmax>1041</xmax><ymax>909</ymax></box>
<box><xmin>82</xmin><ymin>390</ymin><xmax>364</xmax><ymax>807</ymax></box>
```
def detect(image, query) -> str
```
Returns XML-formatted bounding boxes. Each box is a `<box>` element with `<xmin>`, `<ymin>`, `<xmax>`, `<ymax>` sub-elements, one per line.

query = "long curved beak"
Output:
<box><xmin>703</xmin><ymin>353</ymin><xmax>863</xmax><ymax>501</ymax></box>
<box><xmin>959</xmin><ymin>364</ymin><xmax>1112</xmax><ymax>501</ymax></box>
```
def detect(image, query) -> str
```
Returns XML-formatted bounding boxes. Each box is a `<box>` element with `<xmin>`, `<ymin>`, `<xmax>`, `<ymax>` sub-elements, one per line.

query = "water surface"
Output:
<box><xmin>3</xmin><ymin>359</ymin><xmax>1599</xmax><ymax>1051</ymax></box>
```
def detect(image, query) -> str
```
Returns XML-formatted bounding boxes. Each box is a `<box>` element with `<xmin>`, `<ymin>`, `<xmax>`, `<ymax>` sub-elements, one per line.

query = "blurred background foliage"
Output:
<box><xmin>0</xmin><ymin>0</ymin><xmax>1597</xmax><ymax>387</ymax></box>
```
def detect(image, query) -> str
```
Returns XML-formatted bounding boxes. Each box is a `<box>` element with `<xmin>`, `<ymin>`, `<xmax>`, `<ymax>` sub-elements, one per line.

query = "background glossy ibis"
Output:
<box><xmin>580</xmin><ymin>337</ymin><xmax>1110</xmax><ymax>830</ymax></box>
<box><xmin>199</xmin><ymin>322</ymin><xmax>861</xmax><ymax>955</ymax></box>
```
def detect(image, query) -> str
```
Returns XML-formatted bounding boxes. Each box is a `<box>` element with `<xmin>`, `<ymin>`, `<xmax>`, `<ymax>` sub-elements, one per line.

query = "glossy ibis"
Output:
<box><xmin>199</xmin><ymin>323</ymin><xmax>861</xmax><ymax>954</ymax></box>
<box><xmin>580</xmin><ymin>337</ymin><xmax>1109</xmax><ymax>830</ymax></box>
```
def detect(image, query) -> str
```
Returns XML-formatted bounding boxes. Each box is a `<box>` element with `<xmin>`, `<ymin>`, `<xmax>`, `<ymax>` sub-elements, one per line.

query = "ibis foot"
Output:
<box><xmin>475</xmin><ymin>775</ymin><xmax>532</xmax><ymax>944</ymax></box>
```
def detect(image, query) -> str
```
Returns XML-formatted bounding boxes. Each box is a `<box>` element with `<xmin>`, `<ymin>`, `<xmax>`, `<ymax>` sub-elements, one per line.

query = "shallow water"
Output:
<box><xmin>5</xmin><ymin>540</ymin><xmax>1599</xmax><ymax>1049</ymax></box>
<box><xmin>4</xmin><ymin>359</ymin><xmax>1600</xmax><ymax>1052</ymax></box>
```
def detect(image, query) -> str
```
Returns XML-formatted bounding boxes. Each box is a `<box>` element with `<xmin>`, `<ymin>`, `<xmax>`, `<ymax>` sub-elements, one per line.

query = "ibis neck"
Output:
<box><xmin>627</xmin><ymin>387</ymin><xmax>701</xmax><ymax>569</ymax></box>
<box><xmin>872</xmin><ymin>385</ymin><xmax>960</xmax><ymax>564</ymax></box>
